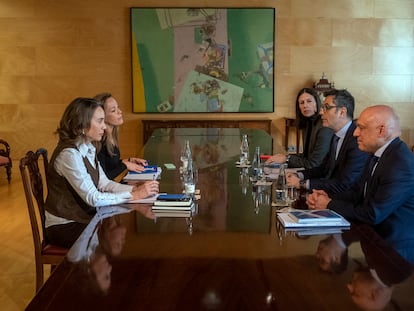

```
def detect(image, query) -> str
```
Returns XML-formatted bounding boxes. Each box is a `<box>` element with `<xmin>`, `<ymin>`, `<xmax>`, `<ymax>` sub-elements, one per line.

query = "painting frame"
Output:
<box><xmin>131</xmin><ymin>7</ymin><xmax>275</xmax><ymax>113</ymax></box>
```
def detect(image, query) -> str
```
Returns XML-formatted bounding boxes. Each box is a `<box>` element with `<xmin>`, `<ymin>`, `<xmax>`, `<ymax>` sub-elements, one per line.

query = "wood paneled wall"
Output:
<box><xmin>0</xmin><ymin>0</ymin><xmax>413</xmax><ymax>161</ymax></box>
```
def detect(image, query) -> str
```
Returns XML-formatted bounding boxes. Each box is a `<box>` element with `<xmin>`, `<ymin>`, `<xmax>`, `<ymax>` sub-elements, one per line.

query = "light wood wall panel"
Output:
<box><xmin>375</xmin><ymin>0</ymin><xmax>414</xmax><ymax>18</ymax></box>
<box><xmin>291</xmin><ymin>0</ymin><xmax>375</xmax><ymax>18</ymax></box>
<box><xmin>0</xmin><ymin>0</ymin><xmax>413</xmax><ymax>163</ymax></box>
<box><xmin>333</xmin><ymin>19</ymin><xmax>414</xmax><ymax>47</ymax></box>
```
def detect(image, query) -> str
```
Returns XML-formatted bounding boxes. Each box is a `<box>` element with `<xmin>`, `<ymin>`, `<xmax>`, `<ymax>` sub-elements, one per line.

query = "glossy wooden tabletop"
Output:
<box><xmin>26</xmin><ymin>128</ymin><xmax>414</xmax><ymax>311</ymax></box>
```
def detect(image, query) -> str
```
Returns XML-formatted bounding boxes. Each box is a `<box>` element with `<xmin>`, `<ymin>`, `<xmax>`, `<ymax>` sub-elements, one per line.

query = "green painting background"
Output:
<box><xmin>131</xmin><ymin>8</ymin><xmax>274</xmax><ymax>113</ymax></box>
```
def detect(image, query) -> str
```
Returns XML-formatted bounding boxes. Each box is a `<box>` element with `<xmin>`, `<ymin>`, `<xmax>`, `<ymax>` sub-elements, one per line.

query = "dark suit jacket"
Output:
<box><xmin>301</xmin><ymin>121</ymin><xmax>370</xmax><ymax>194</ymax></box>
<box><xmin>288</xmin><ymin>116</ymin><xmax>334</xmax><ymax>169</ymax></box>
<box><xmin>329</xmin><ymin>138</ymin><xmax>414</xmax><ymax>263</ymax></box>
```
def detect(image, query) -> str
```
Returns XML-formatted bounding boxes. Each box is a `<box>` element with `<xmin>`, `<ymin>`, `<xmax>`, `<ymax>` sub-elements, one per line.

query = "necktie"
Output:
<box><xmin>331</xmin><ymin>135</ymin><xmax>340</xmax><ymax>160</ymax></box>
<box><xmin>368</xmin><ymin>156</ymin><xmax>379</xmax><ymax>176</ymax></box>
<box><xmin>364</xmin><ymin>156</ymin><xmax>379</xmax><ymax>197</ymax></box>
<box><xmin>327</xmin><ymin>135</ymin><xmax>340</xmax><ymax>177</ymax></box>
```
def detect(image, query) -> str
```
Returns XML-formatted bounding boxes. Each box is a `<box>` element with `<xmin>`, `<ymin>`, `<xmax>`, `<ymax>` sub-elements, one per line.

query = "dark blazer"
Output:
<box><xmin>329</xmin><ymin>138</ymin><xmax>414</xmax><ymax>263</ymax></box>
<box><xmin>301</xmin><ymin>121</ymin><xmax>370</xmax><ymax>194</ymax></box>
<box><xmin>288</xmin><ymin>116</ymin><xmax>334</xmax><ymax>169</ymax></box>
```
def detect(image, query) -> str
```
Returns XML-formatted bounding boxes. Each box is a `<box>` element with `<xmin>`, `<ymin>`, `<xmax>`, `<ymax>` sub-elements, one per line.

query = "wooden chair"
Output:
<box><xmin>0</xmin><ymin>139</ymin><xmax>12</xmax><ymax>182</ymax></box>
<box><xmin>19</xmin><ymin>148</ymin><xmax>68</xmax><ymax>292</ymax></box>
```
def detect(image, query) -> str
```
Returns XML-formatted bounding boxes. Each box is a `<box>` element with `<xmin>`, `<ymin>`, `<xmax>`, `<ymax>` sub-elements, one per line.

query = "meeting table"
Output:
<box><xmin>26</xmin><ymin>128</ymin><xmax>414</xmax><ymax>310</ymax></box>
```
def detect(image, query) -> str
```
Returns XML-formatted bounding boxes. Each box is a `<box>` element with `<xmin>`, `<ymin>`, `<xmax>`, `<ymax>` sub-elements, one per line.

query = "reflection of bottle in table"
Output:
<box><xmin>251</xmin><ymin>146</ymin><xmax>263</xmax><ymax>181</ymax></box>
<box><xmin>239</xmin><ymin>167</ymin><xmax>249</xmax><ymax>195</ymax></box>
<box><xmin>274</xmin><ymin>163</ymin><xmax>287</xmax><ymax>205</ymax></box>
<box><xmin>239</xmin><ymin>134</ymin><xmax>249</xmax><ymax>165</ymax></box>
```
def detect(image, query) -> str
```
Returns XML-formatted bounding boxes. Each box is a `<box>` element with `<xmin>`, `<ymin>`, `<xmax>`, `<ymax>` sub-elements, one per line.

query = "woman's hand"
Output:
<box><xmin>131</xmin><ymin>180</ymin><xmax>159</xmax><ymax>200</ymax></box>
<box><xmin>123</xmin><ymin>157</ymin><xmax>148</xmax><ymax>172</ymax></box>
<box><xmin>129</xmin><ymin>157</ymin><xmax>148</xmax><ymax>166</ymax></box>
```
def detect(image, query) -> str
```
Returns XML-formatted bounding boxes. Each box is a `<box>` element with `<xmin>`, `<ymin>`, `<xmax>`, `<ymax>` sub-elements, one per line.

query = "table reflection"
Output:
<box><xmin>43</xmin><ymin>210</ymin><xmax>413</xmax><ymax>311</ymax></box>
<box><xmin>315</xmin><ymin>223</ymin><xmax>413</xmax><ymax>311</ymax></box>
<box><xmin>64</xmin><ymin>206</ymin><xmax>130</xmax><ymax>296</ymax></box>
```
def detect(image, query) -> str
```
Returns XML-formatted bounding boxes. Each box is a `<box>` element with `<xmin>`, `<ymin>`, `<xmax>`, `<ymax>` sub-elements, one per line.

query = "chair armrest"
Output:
<box><xmin>0</xmin><ymin>139</ymin><xmax>11</xmax><ymax>157</ymax></box>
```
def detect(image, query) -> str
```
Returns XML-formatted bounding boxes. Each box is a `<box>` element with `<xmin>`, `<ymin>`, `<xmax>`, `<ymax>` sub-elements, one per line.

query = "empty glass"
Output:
<box><xmin>286</xmin><ymin>186</ymin><xmax>298</xmax><ymax>210</ymax></box>
<box><xmin>183</xmin><ymin>167</ymin><xmax>198</xmax><ymax>197</ymax></box>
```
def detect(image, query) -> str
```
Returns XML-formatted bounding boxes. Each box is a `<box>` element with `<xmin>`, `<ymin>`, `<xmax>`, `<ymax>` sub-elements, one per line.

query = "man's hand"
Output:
<box><xmin>265</xmin><ymin>154</ymin><xmax>286</xmax><ymax>164</ymax></box>
<box><xmin>307</xmin><ymin>189</ymin><xmax>331</xmax><ymax>210</ymax></box>
<box><xmin>286</xmin><ymin>172</ymin><xmax>300</xmax><ymax>188</ymax></box>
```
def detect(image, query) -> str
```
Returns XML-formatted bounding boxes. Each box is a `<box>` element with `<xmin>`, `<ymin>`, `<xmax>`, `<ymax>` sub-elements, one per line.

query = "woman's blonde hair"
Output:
<box><xmin>93</xmin><ymin>92</ymin><xmax>119</xmax><ymax>156</ymax></box>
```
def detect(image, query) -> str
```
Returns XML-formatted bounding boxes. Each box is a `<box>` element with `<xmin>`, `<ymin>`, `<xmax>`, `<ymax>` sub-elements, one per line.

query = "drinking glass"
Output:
<box><xmin>286</xmin><ymin>186</ymin><xmax>298</xmax><ymax>210</ymax></box>
<box><xmin>184</xmin><ymin>168</ymin><xmax>198</xmax><ymax>197</ymax></box>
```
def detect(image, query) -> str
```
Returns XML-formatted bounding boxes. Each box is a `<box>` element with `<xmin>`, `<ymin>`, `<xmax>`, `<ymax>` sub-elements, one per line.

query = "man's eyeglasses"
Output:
<box><xmin>321</xmin><ymin>103</ymin><xmax>340</xmax><ymax>112</ymax></box>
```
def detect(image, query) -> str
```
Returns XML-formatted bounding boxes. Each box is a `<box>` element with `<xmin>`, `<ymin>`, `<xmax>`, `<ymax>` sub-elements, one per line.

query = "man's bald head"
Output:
<box><xmin>354</xmin><ymin>105</ymin><xmax>401</xmax><ymax>154</ymax></box>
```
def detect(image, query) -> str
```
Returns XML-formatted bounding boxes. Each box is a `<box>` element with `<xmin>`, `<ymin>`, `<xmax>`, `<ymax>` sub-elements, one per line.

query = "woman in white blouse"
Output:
<box><xmin>44</xmin><ymin>97</ymin><xmax>159</xmax><ymax>248</ymax></box>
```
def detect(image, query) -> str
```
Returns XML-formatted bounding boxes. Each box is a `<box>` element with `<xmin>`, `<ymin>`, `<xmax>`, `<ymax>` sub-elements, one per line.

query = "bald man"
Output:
<box><xmin>308</xmin><ymin>105</ymin><xmax>414</xmax><ymax>264</ymax></box>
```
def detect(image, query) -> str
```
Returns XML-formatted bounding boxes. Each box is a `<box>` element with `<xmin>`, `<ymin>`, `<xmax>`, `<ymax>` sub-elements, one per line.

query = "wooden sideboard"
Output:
<box><xmin>142</xmin><ymin>119</ymin><xmax>272</xmax><ymax>143</ymax></box>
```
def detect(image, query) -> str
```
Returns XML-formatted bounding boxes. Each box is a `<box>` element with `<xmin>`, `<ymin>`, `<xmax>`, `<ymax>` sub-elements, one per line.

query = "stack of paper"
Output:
<box><xmin>277</xmin><ymin>209</ymin><xmax>350</xmax><ymax>228</ymax></box>
<box><xmin>124</xmin><ymin>165</ymin><xmax>162</xmax><ymax>180</ymax></box>
<box><xmin>280</xmin><ymin>224</ymin><xmax>349</xmax><ymax>237</ymax></box>
<box><xmin>152</xmin><ymin>194</ymin><xmax>195</xmax><ymax>218</ymax></box>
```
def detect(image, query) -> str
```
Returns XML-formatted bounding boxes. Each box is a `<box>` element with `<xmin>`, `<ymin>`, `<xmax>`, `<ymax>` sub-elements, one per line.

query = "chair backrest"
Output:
<box><xmin>19</xmin><ymin>148</ymin><xmax>49</xmax><ymax>256</ymax></box>
<box><xmin>0</xmin><ymin>139</ymin><xmax>12</xmax><ymax>182</ymax></box>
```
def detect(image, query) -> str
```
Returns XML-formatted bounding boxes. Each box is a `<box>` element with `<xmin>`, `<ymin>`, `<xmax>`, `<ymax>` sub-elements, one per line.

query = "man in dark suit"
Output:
<box><xmin>308</xmin><ymin>105</ymin><xmax>414</xmax><ymax>263</ymax></box>
<box><xmin>287</xmin><ymin>89</ymin><xmax>369</xmax><ymax>194</ymax></box>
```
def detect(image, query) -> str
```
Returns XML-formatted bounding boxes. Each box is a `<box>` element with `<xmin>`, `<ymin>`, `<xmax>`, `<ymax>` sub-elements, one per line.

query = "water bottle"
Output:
<box><xmin>183</xmin><ymin>157</ymin><xmax>196</xmax><ymax>196</ymax></box>
<box><xmin>251</xmin><ymin>146</ymin><xmax>263</xmax><ymax>180</ymax></box>
<box><xmin>180</xmin><ymin>139</ymin><xmax>192</xmax><ymax>171</ymax></box>
<box><xmin>239</xmin><ymin>134</ymin><xmax>249</xmax><ymax>165</ymax></box>
<box><xmin>274</xmin><ymin>163</ymin><xmax>287</xmax><ymax>205</ymax></box>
